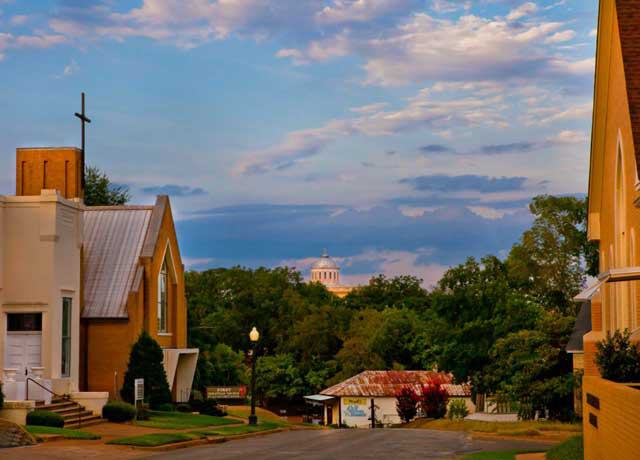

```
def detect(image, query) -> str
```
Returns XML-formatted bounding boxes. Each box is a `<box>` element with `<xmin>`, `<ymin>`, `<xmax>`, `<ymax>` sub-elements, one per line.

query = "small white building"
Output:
<box><xmin>307</xmin><ymin>370</ymin><xmax>474</xmax><ymax>428</ymax></box>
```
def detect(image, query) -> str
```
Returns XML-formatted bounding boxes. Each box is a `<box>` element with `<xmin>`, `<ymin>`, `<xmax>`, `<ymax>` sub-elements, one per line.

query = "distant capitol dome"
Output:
<box><xmin>310</xmin><ymin>249</ymin><xmax>340</xmax><ymax>286</ymax></box>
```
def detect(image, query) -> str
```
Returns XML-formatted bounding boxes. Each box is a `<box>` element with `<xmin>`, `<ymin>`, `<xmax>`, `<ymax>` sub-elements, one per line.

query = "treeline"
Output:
<box><xmin>186</xmin><ymin>195</ymin><xmax>598</xmax><ymax>420</ymax></box>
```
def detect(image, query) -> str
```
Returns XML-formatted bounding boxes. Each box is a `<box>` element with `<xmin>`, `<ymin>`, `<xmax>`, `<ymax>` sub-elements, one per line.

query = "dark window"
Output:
<box><xmin>61</xmin><ymin>298</ymin><xmax>72</xmax><ymax>377</ymax></box>
<box><xmin>7</xmin><ymin>313</ymin><xmax>42</xmax><ymax>332</ymax></box>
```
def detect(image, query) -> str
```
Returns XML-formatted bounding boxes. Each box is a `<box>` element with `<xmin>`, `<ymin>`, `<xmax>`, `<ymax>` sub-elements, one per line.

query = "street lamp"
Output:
<box><xmin>249</xmin><ymin>326</ymin><xmax>260</xmax><ymax>426</ymax></box>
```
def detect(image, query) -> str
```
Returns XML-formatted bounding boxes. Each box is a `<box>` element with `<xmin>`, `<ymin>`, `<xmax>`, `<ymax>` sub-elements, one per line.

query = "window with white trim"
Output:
<box><xmin>158</xmin><ymin>259</ymin><xmax>168</xmax><ymax>333</ymax></box>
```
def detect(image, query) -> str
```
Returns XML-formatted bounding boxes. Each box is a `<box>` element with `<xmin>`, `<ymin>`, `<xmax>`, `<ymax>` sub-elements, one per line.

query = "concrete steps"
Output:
<box><xmin>35</xmin><ymin>398</ymin><xmax>102</xmax><ymax>429</ymax></box>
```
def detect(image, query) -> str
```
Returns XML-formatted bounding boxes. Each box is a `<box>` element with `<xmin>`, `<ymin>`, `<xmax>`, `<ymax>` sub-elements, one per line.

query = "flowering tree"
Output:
<box><xmin>395</xmin><ymin>386</ymin><xmax>420</xmax><ymax>423</ymax></box>
<box><xmin>421</xmin><ymin>377</ymin><xmax>449</xmax><ymax>419</ymax></box>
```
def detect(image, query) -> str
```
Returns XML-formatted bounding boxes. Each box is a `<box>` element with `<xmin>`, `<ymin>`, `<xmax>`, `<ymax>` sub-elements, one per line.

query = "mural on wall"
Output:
<box><xmin>343</xmin><ymin>398</ymin><xmax>367</xmax><ymax>417</ymax></box>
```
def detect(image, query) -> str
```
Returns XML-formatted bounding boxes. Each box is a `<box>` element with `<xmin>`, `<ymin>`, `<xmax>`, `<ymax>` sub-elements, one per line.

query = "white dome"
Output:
<box><xmin>311</xmin><ymin>250</ymin><xmax>339</xmax><ymax>270</ymax></box>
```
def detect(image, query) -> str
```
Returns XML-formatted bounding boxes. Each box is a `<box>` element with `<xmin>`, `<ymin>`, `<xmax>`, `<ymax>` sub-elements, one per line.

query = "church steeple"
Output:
<box><xmin>16</xmin><ymin>147</ymin><xmax>84</xmax><ymax>200</ymax></box>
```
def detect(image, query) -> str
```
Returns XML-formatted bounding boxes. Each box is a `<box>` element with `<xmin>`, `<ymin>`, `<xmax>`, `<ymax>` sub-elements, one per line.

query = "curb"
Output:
<box><xmin>125</xmin><ymin>426</ymin><xmax>294</xmax><ymax>452</ymax></box>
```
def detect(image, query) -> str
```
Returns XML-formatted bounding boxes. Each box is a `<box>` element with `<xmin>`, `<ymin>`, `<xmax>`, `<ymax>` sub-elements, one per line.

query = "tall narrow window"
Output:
<box><xmin>61</xmin><ymin>297</ymin><xmax>72</xmax><ymax>377</ymax></box>
<box><xmin>158</xmin><ymin>259</ymin><xmax>168</xmax><ymax>332</ymax></box>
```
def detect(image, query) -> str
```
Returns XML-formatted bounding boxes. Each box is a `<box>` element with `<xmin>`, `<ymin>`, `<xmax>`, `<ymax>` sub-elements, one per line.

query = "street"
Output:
<box><xmin>147</xmin><ymin>429</ymin><xmax>554</xmax><ymax>460</ymax></box>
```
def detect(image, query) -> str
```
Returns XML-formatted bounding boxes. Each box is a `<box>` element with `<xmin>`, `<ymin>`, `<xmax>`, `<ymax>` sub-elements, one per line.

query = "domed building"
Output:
<box><xmin>309</xmin><ymin>249</ymin><xmax>353</xmax><ymax>298</ymax></box>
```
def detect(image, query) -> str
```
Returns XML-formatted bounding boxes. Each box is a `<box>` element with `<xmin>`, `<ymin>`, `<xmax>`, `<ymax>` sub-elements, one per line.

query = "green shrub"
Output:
<box><xmin>120</xmin><ymin>331</ymin><xmax>172</xmax><ymax>408</ymax></box>
<box><xmin>596</xmin><ymin>330</ymin><xmax>640</xmax><ymax>382</ymax></box>
<box><xmin>27</xmin><ymin>410</ymin><xmax>64</xmax><ymax>428</ymax></box>
<box><xmin>155</xmin><ymin>403</ymin><xmax>174</xmax><ymax>412</ymax></box>
<box><xmin>176</xmin><ymin>403</ymin><xmax>192</xmax><ymax>413</ymax></box>
<box><xmin>199</xmin><ymin>399</ymin><xmax>227</xmax><ymax>416</ymax></box>
<box><xmin>447</xmin><ymin>399</ymin><xmax>469</xmax><ymax>420</ymax></box>
<box><xmin>102</xmin><ymin>401</ymin><xmax>136</xmax><ymax>422</ymax></box>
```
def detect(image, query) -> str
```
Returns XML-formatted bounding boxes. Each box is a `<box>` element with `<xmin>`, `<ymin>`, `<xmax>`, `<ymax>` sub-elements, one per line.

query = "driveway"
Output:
<box><xmin>147</xmin><ymin>429</ymin><xmax>555</xmax><ymax>460</ymax></box>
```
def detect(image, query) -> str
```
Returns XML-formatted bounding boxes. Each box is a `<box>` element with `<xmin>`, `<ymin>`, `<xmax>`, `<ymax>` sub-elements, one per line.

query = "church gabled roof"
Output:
<box><xmin>616</xmin><ymin>0</ymin><xmax>640</xmax><ymax>174</ymax></box>
<box><xmin>82</xmin><ymin>196</ymin><xmax>168</xmax><ymax>319</ymax></box>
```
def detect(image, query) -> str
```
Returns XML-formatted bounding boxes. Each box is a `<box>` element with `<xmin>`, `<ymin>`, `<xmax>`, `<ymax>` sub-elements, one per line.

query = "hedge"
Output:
<box><xmin>102</xmin><ymin>401</ymin><xmax>136</xmax><ymax>422</ymax></box>
<box><xmin>27</xmin><ymin>410</ymin><xmax>65</xmax><ymax>428</ymax></box>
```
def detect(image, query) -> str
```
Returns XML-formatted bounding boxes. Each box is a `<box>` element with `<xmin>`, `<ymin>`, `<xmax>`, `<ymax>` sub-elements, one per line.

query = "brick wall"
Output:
<box><xmin>583</xmin><ymin>376</ymin><xmax>640</xmax><ymax>460</ymax></box>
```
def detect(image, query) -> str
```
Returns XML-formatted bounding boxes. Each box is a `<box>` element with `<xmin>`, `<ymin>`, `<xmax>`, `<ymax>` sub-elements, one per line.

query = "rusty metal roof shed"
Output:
<box><xmin>82</xmin><ymin>206</ymin><xmax>153</xmax><ymax>319</ymax></box>
<box><xmin>320</xmin><ymin>370</ymin><xmax>470</xmax><ymax>398</ymax></box>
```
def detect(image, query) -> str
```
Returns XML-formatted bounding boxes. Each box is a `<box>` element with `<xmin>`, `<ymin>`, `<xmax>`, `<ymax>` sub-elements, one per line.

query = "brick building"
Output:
<box><xmin>582</xmin><ymin>1</ymin><xmax>640</xmax><ymax>458</ymax></box>
<box><xmin>0</xmin><ymin>146</ymin><xmax>197</xmax><ymax>410</ymax></box>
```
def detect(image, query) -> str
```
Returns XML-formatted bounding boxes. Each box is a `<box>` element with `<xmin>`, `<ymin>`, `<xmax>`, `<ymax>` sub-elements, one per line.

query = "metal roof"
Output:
<box><xmin>82</xmin><ymin>206</ymin><xmax>153</xmax><ymax>318</ymax></box>
<box><xmin>320</xmin><ymin>370</ymin><xmax>471</xmax><ymax>398</ymax></box>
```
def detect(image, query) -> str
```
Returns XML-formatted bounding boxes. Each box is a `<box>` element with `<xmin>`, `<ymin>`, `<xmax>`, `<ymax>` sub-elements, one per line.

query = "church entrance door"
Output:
<box><xmin>5</xmin><ymin>313</ymin><xmax>42</xmax><ymax>380</ymax></box>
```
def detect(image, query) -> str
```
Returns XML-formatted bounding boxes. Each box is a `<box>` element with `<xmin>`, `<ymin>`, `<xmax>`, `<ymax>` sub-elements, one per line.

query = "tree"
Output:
<box><xmin>596</xmin><ymin>330</ymin><xmax>640</xmax><ymax>382</ymax></box>
<box><xmin>395</xmin><ymin>386</ymin><xmax>420</xmax><ymax>423</ymax></box>
<box><xmin>194</xmin><ymin>343</ymin><xmax>247</xmax><ymax>390</ymax></box>
<box><xmin>425</xmin><ymin>256</ymin><xmax>541</xmax><ymax>388</ymax></box>
<box><xmin>507</xmin><ymin>195</ymin><xmax>598</xmax><ymax>314</ymax></box>
<box><xmin>343</xmin><ymin>275</ymin><xmax>430</xmax><ymax>312</ymax></box>
<box><xmin>483</xmin><ymin>312</ymin><xmax>576</xmax><ymax>421</ymax></box>
<box><xmin>254</xmin><ymin>354</ymin><xmax>306</xmax><ymax>405</ymax></box>
<box><xmin>121</xmin><ymin>331</ymin><xmax>172</xmax><ymax>408</ymax></box>
<box><xmin>84</xmin><ymin>165</ymin><xmax>130</xmax><ymax>206</ymax></box>
<box><xmin>421</xmin><ymin>377</ymin><xmax>449</xmax><ymax>419</ymax></box>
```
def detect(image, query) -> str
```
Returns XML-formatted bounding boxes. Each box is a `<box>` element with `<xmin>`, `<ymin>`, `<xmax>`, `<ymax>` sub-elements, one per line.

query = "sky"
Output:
<box><xmin>0</xmin><ymin>0</ymin><xmax>598</xmax><ymax>287</ymax></box>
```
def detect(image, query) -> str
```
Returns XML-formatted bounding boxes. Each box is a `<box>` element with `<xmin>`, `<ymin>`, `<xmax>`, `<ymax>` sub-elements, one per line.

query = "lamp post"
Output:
<box><xmin>249</xmin><ymin>326</ymin><xmax>260</xmax><ymax>426</ymax></box>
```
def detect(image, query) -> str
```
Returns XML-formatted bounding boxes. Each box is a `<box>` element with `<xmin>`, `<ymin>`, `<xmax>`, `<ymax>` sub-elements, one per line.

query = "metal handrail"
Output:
<box><xmin>26</xmin><ymin>377</ymin><xmax>83</xmax><ymax>427</ymax></box>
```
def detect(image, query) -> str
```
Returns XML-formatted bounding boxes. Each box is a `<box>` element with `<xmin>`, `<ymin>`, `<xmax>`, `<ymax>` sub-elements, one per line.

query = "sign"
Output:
<box><xmin>206</xmin><ymin>386</ymin><xmax>247</xmax><ymax>400</ymax></box>
<box><xmin>343</xmin><ymin>398</ymin><xmax>367</xmax><ymax>417</ymax></box>
<box><xmin>134</xmin><ymin>378</ymin><xmax>144</xmax><ymax>402</ymax></box>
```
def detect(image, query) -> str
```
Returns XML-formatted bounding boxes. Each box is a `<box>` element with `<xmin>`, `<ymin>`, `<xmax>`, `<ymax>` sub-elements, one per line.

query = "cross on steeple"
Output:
<box><xmin>74</xmin><ymin>92</ymin><xmax>91</xmax><ymax>188</ymax></box>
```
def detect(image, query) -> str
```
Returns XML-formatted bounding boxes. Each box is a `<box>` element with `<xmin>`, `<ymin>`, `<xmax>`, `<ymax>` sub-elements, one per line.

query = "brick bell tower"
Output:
<box><xmin>15</xmin><ymin>147</ymin><xmax>84</xmax><ymax>200</ymax></box>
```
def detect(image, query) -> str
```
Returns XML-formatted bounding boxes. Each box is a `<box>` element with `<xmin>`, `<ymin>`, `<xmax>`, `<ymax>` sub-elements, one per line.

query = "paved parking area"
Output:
<box><xmin>148</xmin><ymin>429</ymin><xmax>555</xmax><ymax>460</ymax></box>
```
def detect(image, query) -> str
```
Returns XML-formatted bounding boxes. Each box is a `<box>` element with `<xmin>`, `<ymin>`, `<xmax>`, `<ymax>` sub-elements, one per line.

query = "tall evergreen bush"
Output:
<box><xmin>121</xmin><ymin>331</ymin><xmax>172</xmax><ymax>408</ymax></box>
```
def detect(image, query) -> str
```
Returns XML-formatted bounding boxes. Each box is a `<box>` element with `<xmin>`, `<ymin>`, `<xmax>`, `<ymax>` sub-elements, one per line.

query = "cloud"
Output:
<box><xmin>479</xmin><ymin>142</ymin><xmax>538</xmax><ymax>155</ymax></box>
<box><xmin>523</xmin><ymin>102</ymin><xmax>593</xmax><ymax>125</ymax></box>
<box><xmin>545</xmin><ymin>30</ymin><xmax>576</xmax><ymax>44</ymax></box>
<box><xmin>284</xmin><ymin>248</ymin><xmax>447</xmax><ymax>288</ymax></box>
<box><xmin>420</xmin><ymin>144</ymin><xmax>454</xmax><ymax>154</ymax></box>
<box><xmin>475</xmin><ymin>130</ymin><xmax>588</xmax><ymax>154</ymax></box>
<box><xmin>506</xmin><ymin>2</ymin><xmax>538</xmax><ymax>22</ymax></box>
<box><xmin>183</xmin><ymin>257</ymin><xmax>215</xmax><ymax>269</ymax></box>
<box><xmin>177</xmin><ymin>202</ymin><xmax>532</xmax><ymax>273</ymax></box>
<box><xmin>350</xmin><ymin>102</ymin><xmax>388</xmax><ymax>113</ymax></box>
<box><xmin>316</xmin><ymin>0</ymin><xmax>415</xmax><ymax>25</ymax></box>
<box><xmin>233</xmin><ymin>82</ymin><xmax>509</xmax><ymax>175</ymax></box>
<box><xmin>278</xmin><ymin>11</ymin><xmax>592</xmax><ymax>87</ymax></box>
<box><xmin>141</xmin><ymin>184</ymin><xmax>207</xmax><ymax>197</ymax></box>
<box><xmin>399</xmin><ymin>174</ymin><xmax>528</xmax><ymax>193</ymax></box>
<box><xmin>10</xmin><ymin>15</ymin><xmax>28</xmax><ymax>26</ymax></box>
<box><xmin>55</xmin><ymin>59</ymin><xmax>79</xmax><ymax>78</ymax></box>
<box><xmin>430</xmin><ymin>0</ymin><xmax>471</xmax><ymax>14</ymax></box>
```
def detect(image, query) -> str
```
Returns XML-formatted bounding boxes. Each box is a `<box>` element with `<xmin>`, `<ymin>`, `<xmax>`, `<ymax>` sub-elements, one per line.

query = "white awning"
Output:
<box><xmin>304</xmin><ymin>394</ymin><xmax>336</xmax><ymax>403</ymax></box>
<box><xmin>573</xmin><ymin>279</ymin><xmax>604</xmax><ymax>302</ymax></box>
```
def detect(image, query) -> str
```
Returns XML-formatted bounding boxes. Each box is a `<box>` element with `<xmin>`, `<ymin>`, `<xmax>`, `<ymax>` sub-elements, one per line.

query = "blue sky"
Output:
<box><xmin>0</xmin><ymin>0</ymin><xmax>598</xmax><ymax>286</ymax></box>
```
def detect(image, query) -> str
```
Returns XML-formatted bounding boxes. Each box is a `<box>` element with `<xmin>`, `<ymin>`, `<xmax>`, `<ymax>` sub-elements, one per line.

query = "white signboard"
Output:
<box><xmin>135</xmin><ymin>378</ymin><xmax>144</xmax><ymax>402</ymax></box>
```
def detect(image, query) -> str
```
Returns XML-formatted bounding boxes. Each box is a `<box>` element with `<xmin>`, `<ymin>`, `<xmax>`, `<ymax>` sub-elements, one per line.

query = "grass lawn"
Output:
<box><xmin>225</xmin><ymin>406</ymin><xmax>288</xmax><ymax>423</ymax></box>
<box><xmin>462</xmin><ymin>450</ymin><xmax>544</xmax><ymax>460</ymax></box>
<box><xmin>193</xmin><ymin>421</ymin><xmax>282</xmax><ymax>437</ymax></box>
<box><xmin>406</xmin><ymin>419</ymin><xmax>581</xmax><ymax>439</ymax></box>
<box><xmin>546</xmin><ymin>435</ymin><xmax>583</xmax><ymax>460</ymax></box>
<box><xmin>107</xmin><ymin>432</ymin><xmax>203</xmax><ymax>447</ymax></box>
<box><xmin>26</xmin><ymin>425</ymin><xmax>101</xmax><ymax>440</ymax></box>
<box><xmin>135</xmin><ymin>411</ymin><xmax>238</xmax><ymax>429</ymax></box>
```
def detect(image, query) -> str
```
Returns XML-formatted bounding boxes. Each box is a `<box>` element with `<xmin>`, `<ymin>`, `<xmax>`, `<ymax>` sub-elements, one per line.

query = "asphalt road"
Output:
<box><xmin>146</xmin><ymin>429</ymin><xmax>555</xmax><ymax>460</ymax></box>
